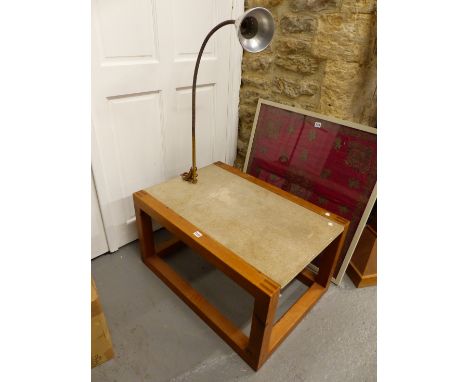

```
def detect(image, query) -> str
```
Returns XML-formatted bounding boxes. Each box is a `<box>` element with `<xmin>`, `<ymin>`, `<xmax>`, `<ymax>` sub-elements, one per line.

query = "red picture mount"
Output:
<box><xmin>244</xmin><ymin>100</ymin><xmax>377</xmax><ymax>283</ymax></box>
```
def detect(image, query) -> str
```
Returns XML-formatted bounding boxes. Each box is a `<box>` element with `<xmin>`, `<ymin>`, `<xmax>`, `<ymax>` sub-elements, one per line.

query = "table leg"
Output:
<box><xmin>315</xmin><ymin>228</ymin><xmax>348</xmax><ymax>288</ymax></box>
<box><xmin>247</xmin><ymin>286</ymin><xmax>280</xmax><ymax>370</ymax></box>
<box><xmin>135</xmin><ymin>203</ymin><xmax>185</xmax><ymax>259</ymax></box>
<box><xmin>134</xmin><ymin>205</ymin><xmax>154</xmax><ymax>261</ymax></box>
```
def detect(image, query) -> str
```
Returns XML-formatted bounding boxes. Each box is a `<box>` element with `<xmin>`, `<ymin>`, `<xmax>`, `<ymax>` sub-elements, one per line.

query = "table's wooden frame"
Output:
<box><xmin>133</xmin><ymin>162</ymin><xmax>349</xmax><ymax>370</ymax></box>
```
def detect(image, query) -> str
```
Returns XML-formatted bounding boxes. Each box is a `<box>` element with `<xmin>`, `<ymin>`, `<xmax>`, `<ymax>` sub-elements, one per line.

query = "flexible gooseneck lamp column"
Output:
<box><xmin>181</xmin><ymin>7</ymin><xmax>275</xmax><ymax>184</ymax></box>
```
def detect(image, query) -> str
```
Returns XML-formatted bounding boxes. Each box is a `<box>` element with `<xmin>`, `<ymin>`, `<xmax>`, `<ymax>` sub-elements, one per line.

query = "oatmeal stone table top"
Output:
<box><xmin>145</xmin><ymin>163</ymin><xmax>343</xmax><ymax>288</ymax></box>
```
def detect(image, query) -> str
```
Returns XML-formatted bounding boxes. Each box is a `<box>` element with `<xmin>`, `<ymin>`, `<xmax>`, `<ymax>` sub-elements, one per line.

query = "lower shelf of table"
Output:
<box><xmin>143</xmin><ymin>246</ymin><xmax>326</xmax><ymax>370</ymax></box>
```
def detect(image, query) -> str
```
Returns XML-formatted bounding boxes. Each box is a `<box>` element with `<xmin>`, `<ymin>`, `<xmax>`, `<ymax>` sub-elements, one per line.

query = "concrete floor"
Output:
<box><xmin>92</xmin><ymin>230</ymin><xmax>376</xmax><ymax>382</ymax></box>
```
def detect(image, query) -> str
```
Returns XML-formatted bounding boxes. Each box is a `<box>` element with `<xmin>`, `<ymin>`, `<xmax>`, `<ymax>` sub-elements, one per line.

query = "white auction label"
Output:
<box><xmin>314</xmin><ymin>122</ymin><xmax>322</xmax><ymax>128</ymax></box>
<box><xmin>193</xmin><ymin>231</ymin><xmax>203</xmax><ymax>238</ymax></box>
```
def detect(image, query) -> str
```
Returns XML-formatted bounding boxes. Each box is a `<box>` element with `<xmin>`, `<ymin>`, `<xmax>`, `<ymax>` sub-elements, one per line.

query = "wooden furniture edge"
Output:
<box><xmin>347</xmin><ymin>261</ymin><xmax>377</xmax><ymax>288</ymax></box>
<box><xmin>296</xmin><ymin>268</ymin><xmax>316</xmax><ymax>287</ymax></box>
<box><xmin>214</xmin><ymin>161</ymin><xmax>349</xmax><ymax>227</ymax></box>
<box><xmin>367</xmin><ymin>225</ymin><xmax>377</xmax><ymax>237</ymax></box>
<box><xmin>334</xmin><ymin>186</ymin><xmax>376</xmax><ymax>285</ymax></box>
<box><xmin>133</xmin><ymin>190</ymin><xmax>281</xmax><ymax>298</ymax></box>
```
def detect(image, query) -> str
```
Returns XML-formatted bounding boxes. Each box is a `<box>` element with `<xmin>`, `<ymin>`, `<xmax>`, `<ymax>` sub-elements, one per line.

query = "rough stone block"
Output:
<box><xmin>272</xmin><ymin>76</ymin><xmax>318</xmax><ymax>98</ymax></box>
<box><xmin>275</xmin><ymin>54</ymin><xmax>320</xmax><ymax>74</ymax></box>
<box><xmin>239</xmin><ymin>105</ymin><xmax>257</xmax><ymax>126</ymax></box>
<box><xmin>237</xmin><ymin>138</ymin><xmax>248</xmax><ymax>157</ymax></box>
<box><xmin>341</xmin><ymin>0</ymin><xmax>376</xmax><ymax>14</ymax></box>
<box><xmin>280</xmin><ymin>14</ymin><xmax>317</xmax><ymax>33</ymax></box>
<box><xmin>290</xmin><ymin>0</ymin><xmax>340</xmax><ymax>13</ymax></box>
<box><xmin>275</xmin><ymin>38</ymin><xmax>311</xmax><ymax>55</ymax></box>
<box><xmin>351</xmin><ymin>55</ymin><xmax>376</xmax><ymax>127</ymax></box>
<box><xmin>239</xmin><ymin>120</ymin><xmax>253</xmax><ymax>141</ymax></box>
<box><xmin>294</xmin><ymin>99</ymin><xmax>319</xmax><ymax>112</ymax></box>
<box><xmin>242</xmin><ymin>53</ymin><xmax>274</xmax><ymax>72</ymax></box>
<box><xmin>240</xmin><ymin>88</ymin><xmax>267</xmax><ymax>107</ymax></box>
<box><xmin>319</xmin><ymin>60</ymin><xmax>362</xmax><ymax>119</ymax></box>
<box><xmin>234</xmin><ymin>155</ymin><xmax>245</xmax><ymax>170</ymax></box>
<box><xmin>312</xmin><ymin>13</ymin><xmax>374</xmax><ymax>62</ymax></box>
<box><xmin>242</xmin><ymin>73</ymin><xmax>272</xmax><ymax>90</ymax></box>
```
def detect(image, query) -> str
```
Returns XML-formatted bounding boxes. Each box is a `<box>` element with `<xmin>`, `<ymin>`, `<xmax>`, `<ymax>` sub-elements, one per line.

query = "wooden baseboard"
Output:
<box><xmin>347</xmin><ymin>261</ymin><xmax>377</xmax><ymax>288</ymax></box>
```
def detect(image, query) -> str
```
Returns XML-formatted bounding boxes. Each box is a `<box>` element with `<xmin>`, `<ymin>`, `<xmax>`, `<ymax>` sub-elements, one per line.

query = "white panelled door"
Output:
<box><xmin>92</xmin><ymin>0</ymin><xmax>243</xmax><ymax>251</ymax></box>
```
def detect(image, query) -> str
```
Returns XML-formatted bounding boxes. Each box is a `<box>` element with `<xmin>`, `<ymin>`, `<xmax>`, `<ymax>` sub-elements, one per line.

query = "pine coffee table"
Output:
<box><xmin>133</xmin><ymin>162</ymin><xmax>349</xmax><ymax>370</ymax></box>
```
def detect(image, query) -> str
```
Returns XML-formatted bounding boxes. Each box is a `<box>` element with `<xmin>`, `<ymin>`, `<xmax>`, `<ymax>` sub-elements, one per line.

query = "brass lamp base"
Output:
<box><xmin>181</xmin><ymin>167</ymin><xmax>198</xmax><ymax>184</ymax></box>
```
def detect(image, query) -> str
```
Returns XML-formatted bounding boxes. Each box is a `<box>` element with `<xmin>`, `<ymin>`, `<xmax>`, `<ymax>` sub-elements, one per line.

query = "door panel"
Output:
<box><xmin>92</xmin><ymin>0</ymin><xmax>242</xmax><ymax>250</ymax></box>
<box><xmin>95</xmin><ymin>0</ymin><xmax>159</xmax><ymax>62</ymax></box>
<box><xmin>173</xmin><ymin>0</ymin><xmax>216</xmax><ymax>59</ymax></box>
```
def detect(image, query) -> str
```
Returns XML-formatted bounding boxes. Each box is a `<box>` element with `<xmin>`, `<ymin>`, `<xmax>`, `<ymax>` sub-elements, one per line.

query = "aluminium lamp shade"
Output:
<box><xmin>236</xmin><ymin>7</ymin><xmax>275</xmax><ymax>53</ymax></box>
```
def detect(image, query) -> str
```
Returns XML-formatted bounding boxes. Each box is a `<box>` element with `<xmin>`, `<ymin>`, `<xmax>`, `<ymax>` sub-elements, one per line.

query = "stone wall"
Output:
<box><xmin>235</xmin><ymin>0</ymin><xmax>377</xmax><ymax>168</ymax></box>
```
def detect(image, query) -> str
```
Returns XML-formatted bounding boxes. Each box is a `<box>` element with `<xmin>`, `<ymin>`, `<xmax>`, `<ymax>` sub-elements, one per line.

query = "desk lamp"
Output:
<box><xmin>181</xmin><ymin>7</ymin><xmax>275</xmax><ymax>183</ymax></box>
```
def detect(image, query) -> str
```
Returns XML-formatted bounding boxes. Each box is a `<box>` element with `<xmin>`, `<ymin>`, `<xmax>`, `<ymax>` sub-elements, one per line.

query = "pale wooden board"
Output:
<box><xmin>146</xmin><ymin>164</ymin><xmax>343</xmax><ymax>288</ymax></box>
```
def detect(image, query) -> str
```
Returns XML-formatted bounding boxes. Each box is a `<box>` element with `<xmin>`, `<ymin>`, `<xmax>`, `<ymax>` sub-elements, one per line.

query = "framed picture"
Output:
<box><xmin>243</xmin><ymin>99</ymin><xmax>377</xmax><ymax>285</ymax></box>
